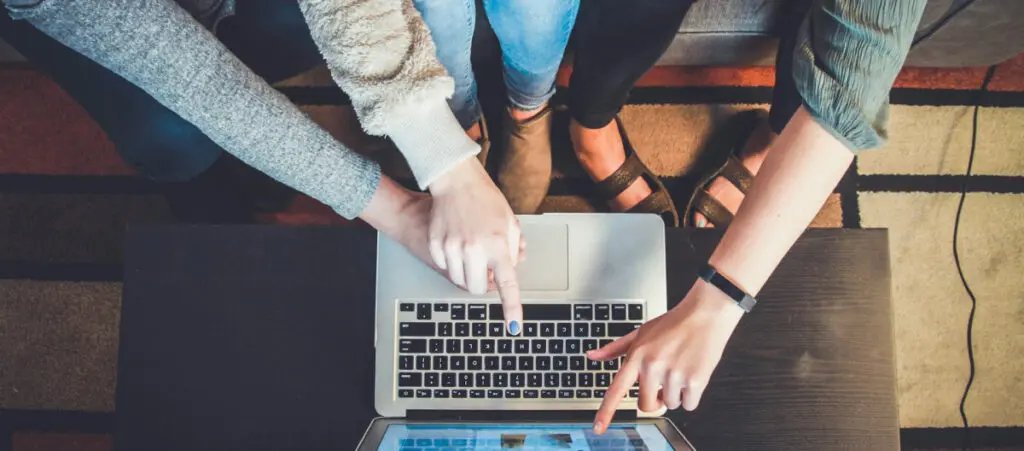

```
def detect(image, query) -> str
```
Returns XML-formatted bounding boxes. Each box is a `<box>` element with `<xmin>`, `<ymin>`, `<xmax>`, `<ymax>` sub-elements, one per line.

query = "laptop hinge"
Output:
<box><xmin>406</xmin><ymin>410</ymin><xmax>637</xmax><ymax>422</ymax></box>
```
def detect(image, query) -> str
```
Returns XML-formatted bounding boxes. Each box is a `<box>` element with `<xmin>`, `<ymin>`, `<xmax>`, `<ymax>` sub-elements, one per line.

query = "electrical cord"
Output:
<box><xmin>956</xmin><ymin>64</ymin><xmax>997</xmax><ymax>451</ymax></box>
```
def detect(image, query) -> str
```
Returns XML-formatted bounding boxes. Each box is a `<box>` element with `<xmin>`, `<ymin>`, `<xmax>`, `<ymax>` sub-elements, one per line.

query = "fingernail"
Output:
<box><xmin>592</xmin><ymin>421</ymin><xmax>603</xmax><ymax>434</ymax></box>
<box><xmin>508</xmin><ymin>320</ymin><xmax>520</xmax><ymax>336</ymax></box>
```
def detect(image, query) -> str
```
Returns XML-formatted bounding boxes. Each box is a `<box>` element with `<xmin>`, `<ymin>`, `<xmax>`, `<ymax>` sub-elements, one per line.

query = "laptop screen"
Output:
<box><xmin>377</xmin><ymin>423</ymin><xmax>674</xmax><ymax>450</ymax></box>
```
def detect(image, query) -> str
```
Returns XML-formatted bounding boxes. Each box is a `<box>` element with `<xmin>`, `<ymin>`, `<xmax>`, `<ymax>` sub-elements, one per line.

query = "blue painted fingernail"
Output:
<box><xmin>509</xmin><ymin>320</ymin><xmax>520</xmax><ymax>336</ymax></box>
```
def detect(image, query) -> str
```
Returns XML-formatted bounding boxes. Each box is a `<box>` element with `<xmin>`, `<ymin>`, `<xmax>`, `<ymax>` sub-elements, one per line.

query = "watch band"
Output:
<box><xmin>698</xmin><ymin>264</ymin><xmax>757</xmax><ymax>312</ymax></box>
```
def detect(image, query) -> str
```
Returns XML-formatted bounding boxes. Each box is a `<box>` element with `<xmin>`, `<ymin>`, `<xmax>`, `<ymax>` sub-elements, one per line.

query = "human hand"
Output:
<box><xmin>588</xmin><ymin>281</ymin><xmax>745</xmax><ymax>434</ymax></box>
<box><xmin>427</xmin><ymin>158</ymin><xmax>525</xmax><ymax>335</ymax></box>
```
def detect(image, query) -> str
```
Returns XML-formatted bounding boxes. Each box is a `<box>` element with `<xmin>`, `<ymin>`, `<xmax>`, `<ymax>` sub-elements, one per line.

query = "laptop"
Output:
<box><xmin>360</xmin><ymin>213</ymin><xmax>695</xmax><ymax>450</ymax></box>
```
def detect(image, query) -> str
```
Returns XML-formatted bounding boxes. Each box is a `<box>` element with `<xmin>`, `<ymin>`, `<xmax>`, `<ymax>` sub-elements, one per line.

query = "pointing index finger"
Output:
<box><xmin>492</xmin><ymin>256</ymin><xmax>522</xmax><ymax>335</ymax></box>
<box><xmin>594</xmin><ymin>358</ymin><xmax>639</xmax><ymax>434</ymax></box>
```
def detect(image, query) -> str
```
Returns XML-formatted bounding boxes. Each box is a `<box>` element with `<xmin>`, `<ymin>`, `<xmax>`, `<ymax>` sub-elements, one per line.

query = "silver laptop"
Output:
<box><xmin>365</xmin><ymin>213</ymin><xmax>694</xmax><ymax>450</ymax></box>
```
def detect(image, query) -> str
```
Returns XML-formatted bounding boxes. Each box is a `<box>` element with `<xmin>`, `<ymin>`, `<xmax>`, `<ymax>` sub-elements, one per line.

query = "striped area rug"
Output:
<box><xmin>1</xmin><ymin>53</ymin><xmax>1023</xmax><ymax>450</ymax></box>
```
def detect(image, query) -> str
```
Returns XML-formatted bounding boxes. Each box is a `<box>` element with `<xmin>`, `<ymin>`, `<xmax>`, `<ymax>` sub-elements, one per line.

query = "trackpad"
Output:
<box><xmin>517</xmin><ymin>223</ymin><xmax>568</xmax><ymax>291</ymax></box>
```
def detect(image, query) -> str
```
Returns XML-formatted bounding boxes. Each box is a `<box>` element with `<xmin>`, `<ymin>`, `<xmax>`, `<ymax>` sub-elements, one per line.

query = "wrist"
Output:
<box><xmin>690</xmin><ymin>279</ymin><xmax>746</xmax><ymax>325</ymax></box>
<box><xmin>359</xmin><ymin>176</ymin><xmax>417</xmax><ymax>236</ymax></box>
<box><xmin>427</xmin><ymin>157</ymin><xmax>483</xmax><ymax>196</ymax></box>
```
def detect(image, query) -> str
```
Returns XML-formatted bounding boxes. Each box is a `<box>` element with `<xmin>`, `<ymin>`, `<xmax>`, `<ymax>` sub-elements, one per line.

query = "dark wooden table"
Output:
<box><xmin>115</xmin><ymin>225</ymin><xmax>897</xmax><ymax>450</ymax></box>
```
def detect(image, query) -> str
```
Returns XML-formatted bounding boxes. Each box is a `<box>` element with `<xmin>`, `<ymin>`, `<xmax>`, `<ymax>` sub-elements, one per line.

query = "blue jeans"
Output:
<box><xmin>413</xmin><ymin>0</ymin><xmax>579</xmax><ymax>130</ymax></box>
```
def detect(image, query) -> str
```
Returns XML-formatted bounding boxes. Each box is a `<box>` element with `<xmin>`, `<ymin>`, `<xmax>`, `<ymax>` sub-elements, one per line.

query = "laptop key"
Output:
<box><xmin>476</xmin><ymin>373</ymin><xmax>491</xmax><ymax>387</ymax></box>
<box><xmin>455</xmin><ymin>323</ymin><xmax>470</xmax><ymax>337</ymax></box>
<box><xmin>442</xmin><ymin>373</ymin><xmax>456</xmax><ymax>387</ymax></box>
<box><xmin>398</xmin><ymin>373</ymin><xmax>422</xmax><ymax>387</ymax></box>
<box><xmin>467</xmin><ymin>356</ymin><xmax>482</xmax><ymax>370</ymax></box>
<box><xmin>430</xmin><ymin>339</ymin><xmax>444</xmax><ymax>354</ymax></box>
<box><xmin>549</xmin><ymin>340</ymin><xmax>564</xmax><ymax>354</ymax></box>
<box><xmin>416</xmin><ymin>356</ymin><xmax>430</xmax><ymax>370</ymax></box>
<box><xmin>398</xmin><ymin>389</ymin><xmax>413</xmax><ymax>398</ymax></box>
<box><xmin>399</xmin><ymin>322</ymin><xmax>437</xmax><ymax>337</ymax></box>
<box><xmin>487</xmin><ymin>389</ymin><xmax>502</xmax><ymax>398</ymax></box>
<box><xmin>434</xmin><ymin>389</ymin><xmax>450</xmax><ymax>398</ymax></box>
<box><xmin>399</xmin><ymin>356</ymin><xmax>413</xmax><ymax>370</ymax></box>
<box><xmin>433</xmin><ymin>356</ymin><xmax>447</xmax><ymax>370</ymax></box>
<box><xmin>591</xmin><ymin>323</ymin><xmax>606</xmax><ymax>337</ymax></box>
<box><xmin>528</xmin><ymin>373</ymin><xmax>542</xmax><ymax>387</ymax></box>
<box><xmin>531</xmin><ymin>339</ymin><xmax>546</xmax><ymax>354</ymax></box>
<box><xmin>587</xmin><ymin>359</ymin><xmax>602</xmax><ymax>371</ymax></box>
<box><xmin>470</xmin><ymin>389</ymin><xmax>486</xmax><ymax>398</ymax></box>
<box><xmin>468</xmin><ymin>304</ymin><xmax>487</xmax><ymax>320</ymax></box>
<box><xmin>450</xmin><ymin>356</ymin><xmax>465</xmax><ymax>371</ymax></box>
<box><xmin>577</xmin><ymin>389</ymin><xmax>593</xmax><ymax>399</ymax></box>
<box><xmin>459</xmin><ymin>373</ymin><xmax>473</xmax><ymax>387</ymax></box>
<box><xmin>604</xmin><ymin>359</ymin><xmax>619</xmax><ymax>371</ymax></box>
<box><xmin>417</xmin><ymin>303</ymin><xmax>432</xmax><ymax>320</ymax></box>
<box><xmin>595</xmin><ymin>304</ymin><xmax>610</xmax><ymax>320</ymax></box>
<box><xmin>518</xmin><ymin>356</ymin><xmax>533</xmax><ymax>371</ymax></box>
<box><xmin>523</xmin><ymin>304</ymin><xmax>571</xmax><ymax>320</ymax></box>
<box><xmin>446</xmin><ymin>339</ymin><xmax>461</xmax><ymax>354</ymax></box>
<box><xmin>494</xmin><ymin>373</ymin><xmax>508</xmax><ymax>387</ymax></box>
<box><xmin>536</xmin><ymin>356</ymin><xmax>551</xmax><ymax>371</ymax></box>
<box><xmin>489</xmin><ymin>323</ymin><xmax>503</xmax><ymax>337</ymax></box>
<box><xmin>553</xmin><ymin>356</ymin><xmax>568</xmax><ymax>371</ymax></box>
<box><xmin>629</xmin><ymin>304</ymin><xmax>644</xmax><ymax>320</ymax></box>
<box><xmin>488</xmin><ymin>304</ymin><xmax>505</xmax><ymax>320</ymax></box>
<box><xmin>558</xmin><ymin>389</ymin><xmax>574</xmax><ymax>399</ymax></box>
<box><xmin>498</xmin><ymin>340</ymin><xmax>513</xmax><ymax>354</ymax></box>
<box><xmin>574</xmin><ymin>304</ymin><xmax>593</xmax><ymax>321</ymax></box>
<box><xmin>541</xmin><ymin>389</ymin><xmax>557</xmax><ymax>398</ymax></box>
<box><xmin>608</xmin><ymin>323</ymin><xmax>641</xmax><ymax>337</ymax></box>
<box><xmin>594</xmin><ymin>389</ymin><xmax>607</xmax><ymax>398</ymax></box>
<box><xmin>566</xmin><ymin>340</ymin><xmax>581</xmax><ymax>354</ymax></box>
<box><xmin>463</xmin><ymin>339</ymin><xmax>478</xmax><ymax>354</ymax></box>
<box><xmin>515</xmin><ymin>339</ymin><xmax>530</xmax><ymax>353</ymax></box>
<box><xmin>628</xmin><ymin>389</ymin><xmax>640</xmax><ymax>398</ymax></box>
<box><xmin>506</xmin><ymin>389</ymin><xmax>521</xmax><ymax>399</ymax></box>
<box><xmin>597</xmin><ymin>373</ymin><xmax>611</xmax><ymax>387</ymax></box>
<box><xmin>580</xmin><ymin>373</ymin><xmax>593</xmax><ymax>387</ymax></box>
<box><xmin>416</xmin><ymin>389</ymin><xmax>431</xmax><ymax>398</ymax></box>
<box><xmin>450</xmin><ymin>304</ymin><xmax>466</xmax><ymax>320</ymax></box>
<box><xmin>485</xmin><ymin>356</ymin><xmax>499</xmax><ymax>370</ymax></box>
<box><xmin>453</xmin><ymin>389</ymin><xmax>468</xmax><ymax>398</ymax></box>
<box><xmin>599</xmin><ymin>339</ymin><xmax>613</xmax><ymax>348</ymax></box>
<box><xmin>540</xmin><ymin>323</ymin><xmax>556</xmax><ymax>337</ymax></box>
<box><xmin>545</xmin><ymin>373</ymin><xmax>559</xmax><ymax>387</ymax></box>
<box><xmin>399</xmin><ymin>339</ymin><xmax>426</xmax><ymax>353</ymax></box>
<box><xmin>524</xmin><ymin>389</ymin><xmax>539</xmax><ymax>398</ymax></box>
<box><xmin>561</xmin><ymin>373</ymin><xmax>576</xmax><ymax>387</ymax></box>
<box><xmin>511</xmin><ymin>373</ymin><xmax>525</xmax><ymax>387</ymax></box>
<box><xmin>425</xmin><ymin>372</ymin><xmax>439</xmax><ymax>387</ymax></box>
<box><xmin>400</xmin><ymin>303</ymin><xmax>415</xmax><ymax>312</ymax></box>
<box><xmin>570</xmin><ymin>356</ymin><xmax>585</xmax><ymax>371</ymax></box>
<box><xmin>612</xmin><ymin>304</ymin><xmax>626</xmax><ymax>320</ymax></box>
<box><xmin>473</xmin><ymin>323</ymin><xmax>487</xmax><ymax>337</ymax></box>
<box><xmin>438</xmin><ymin>323</ymin><xmax>452</xmax><ymax>337</ymax></box>
<box><xmin>524</xmin><ymin>323</ymin><xmax>538</xmax><ymax>337</ymax></box>
<box><xmin>501</xmin><ymin>356</ymin><xmax>516</xmax><ymax>371</ymax></box>
<box><xmin>583</xmin><ymin>339</ymin><xmax>599</xmax><ymax>352</ymax></box>
<box><xmin>574</xmin><ymin>324</ymin><xmax>589</xmax><ymax>337</ymax></box>
<box><xmin>557</xmin><ymin>323</ymin><xmax>572</xmax><ymax>337</ymax></box>
<box><xmin>481</xmin><ymin>340</ymin><xmax>495</xmax><ymax>353</ymax></box>
<box><xmin>434</xmin><ymin>303</ymin><xmax>449</xmax><ymax>312</ymax></box>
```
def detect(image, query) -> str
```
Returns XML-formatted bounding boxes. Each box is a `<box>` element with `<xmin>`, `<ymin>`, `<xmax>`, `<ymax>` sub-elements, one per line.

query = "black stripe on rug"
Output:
<box><xmin>901</xmin><ymin>426</ymin><xmax>1024</xmax><ymax>449</ymax></box>
<box><xmin>859</xmin><ymin>174</ymin><xmax>1024</xmax><ymax>193</ymax></box>
<box><xmin>273</xmin><ymin>85</ymin><xmax>1024</xmax><ymax>107</ymax></box>
<box><xmin>838</xmin><ymin>159</ymin><xmax>862</xmax><ymax>228</ymax></box>
<box><xmin>0</xmin><ymin>261</ymin><xmax>122</xmax><ymax>282</ymax></box>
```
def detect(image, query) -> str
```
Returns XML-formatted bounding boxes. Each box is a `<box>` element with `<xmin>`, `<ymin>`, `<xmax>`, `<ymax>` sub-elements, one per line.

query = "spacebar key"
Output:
<box><xmin>523</xmin><ymin>304</ymin><xmax>571</xmax><ymax>320</ymax></box>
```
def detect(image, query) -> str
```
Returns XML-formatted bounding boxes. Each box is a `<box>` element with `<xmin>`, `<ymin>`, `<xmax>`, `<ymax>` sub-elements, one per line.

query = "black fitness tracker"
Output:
<box><xmin>698</xmin><ymin>263</ymin><xmax>757</xmax><ymax>313</ymax></box>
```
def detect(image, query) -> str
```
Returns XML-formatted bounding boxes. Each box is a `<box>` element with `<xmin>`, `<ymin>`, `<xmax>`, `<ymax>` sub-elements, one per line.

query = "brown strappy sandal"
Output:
<box><xmin>683</xmin><ymin>109</ymin><xmax>766</xmax><ymax>228</ymax></box>
<box><xmin>590</xmin><ymin>116</ymin><xmax>680</xmax><ymax>227</ymax></box>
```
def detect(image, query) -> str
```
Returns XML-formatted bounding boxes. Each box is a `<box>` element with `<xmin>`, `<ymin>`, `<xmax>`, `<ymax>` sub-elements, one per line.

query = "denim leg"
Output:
<box><xmin>412</xmin><ymin>0</ymin><xmax>480</xmax><ymax>130</ymax></box>
<box><xmin>483</xmin><ymin>0</ymin><xmax>579</xmax><ymax>111</ymax></box>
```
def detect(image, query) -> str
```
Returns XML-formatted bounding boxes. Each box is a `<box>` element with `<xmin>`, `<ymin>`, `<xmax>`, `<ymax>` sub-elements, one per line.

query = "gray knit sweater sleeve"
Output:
<box><xmin>792</xmin><ymin>0</ymin><xmax>926</xmax><ymax>152</ymax></box>
<box><xmin>5</xmin><ymin>0</ymin><xmax>380</xmax><ymax>219</ymax></box>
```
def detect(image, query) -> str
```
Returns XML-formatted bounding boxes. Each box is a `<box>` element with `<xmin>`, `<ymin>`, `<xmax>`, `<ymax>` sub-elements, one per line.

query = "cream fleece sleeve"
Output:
<box><xmin>299</xmin><ymin>0</ymin><xmax>480</xmax><ymax>189</ymax></box>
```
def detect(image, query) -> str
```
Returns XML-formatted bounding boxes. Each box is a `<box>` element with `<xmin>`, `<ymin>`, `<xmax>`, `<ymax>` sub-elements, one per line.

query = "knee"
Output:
<box><xmin>112</xmin><ymin>110</ymin><xmax>222</xmax><ymax>183</ymax></box>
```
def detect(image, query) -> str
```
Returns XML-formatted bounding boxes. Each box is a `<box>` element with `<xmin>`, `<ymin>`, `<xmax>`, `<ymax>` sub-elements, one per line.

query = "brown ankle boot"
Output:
<box><xmin>497</xmin><ymin>107</ymin><xmax>553</xmax><ymax>214</ymax></box>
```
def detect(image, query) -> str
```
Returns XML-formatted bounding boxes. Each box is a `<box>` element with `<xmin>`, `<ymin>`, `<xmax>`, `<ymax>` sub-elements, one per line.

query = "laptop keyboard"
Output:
<box><xmin>396</xmin><ymin>301</ymin><xmax>643</xmax><ymax>401</ymax></box>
